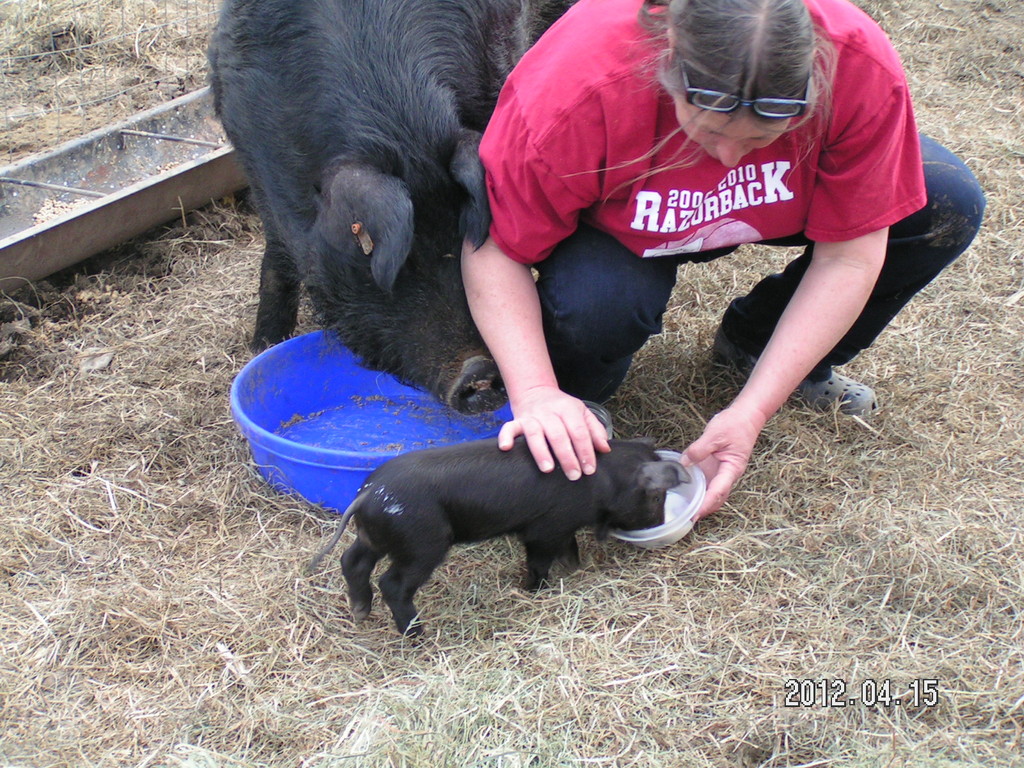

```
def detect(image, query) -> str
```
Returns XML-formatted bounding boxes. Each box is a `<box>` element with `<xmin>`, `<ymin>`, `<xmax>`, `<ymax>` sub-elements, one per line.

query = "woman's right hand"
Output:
<box><xmin>463</xmin><ymin>237</ymin><xmax>610</xmax><ymax>481</ymax></box>
<box><xmin>499</xmin><ymin>385</ymin><xmax>611</xmax><ymax>481</ymax></box>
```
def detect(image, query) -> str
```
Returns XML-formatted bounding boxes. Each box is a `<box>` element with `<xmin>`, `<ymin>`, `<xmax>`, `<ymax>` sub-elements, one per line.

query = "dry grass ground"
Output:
<box><xmin>0</xmin><ymin>0</ymin><xmax>216</xmax><ymax>161</ymax></box>
<box><xmin>1</xmin><ymin>0</ymin><xmax>1022</xmax><ymax>766</ymax></box>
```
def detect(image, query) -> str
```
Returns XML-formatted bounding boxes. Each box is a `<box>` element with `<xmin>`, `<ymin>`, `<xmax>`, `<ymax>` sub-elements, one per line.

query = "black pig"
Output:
<box><xmin>307</xmin><ymin>438</ymin><xmax>689</xmax><ymax>636</ymax></box>
<box><xmin>208</xmin><ymin>0</ymin><xmax>573</xmax><ymax>414</ymax></box>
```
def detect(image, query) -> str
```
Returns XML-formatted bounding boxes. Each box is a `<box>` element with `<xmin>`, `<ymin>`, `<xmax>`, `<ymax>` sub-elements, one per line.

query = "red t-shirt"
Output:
<box><xmin>480</xmin><ymin>0</ymin><xmax>927</xmax><ymax>264</ymax></box>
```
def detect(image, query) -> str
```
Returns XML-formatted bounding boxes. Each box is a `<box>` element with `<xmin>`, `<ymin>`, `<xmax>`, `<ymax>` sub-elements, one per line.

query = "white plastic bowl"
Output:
<box><xmin>609</xmin><ymin>450</ymin><xmax>705</xmax><ymax>549</ymax></box>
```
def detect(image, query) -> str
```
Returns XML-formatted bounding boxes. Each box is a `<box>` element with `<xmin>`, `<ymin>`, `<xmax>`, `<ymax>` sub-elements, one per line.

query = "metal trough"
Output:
<box><xmin>0</xmin><ymin>87</ymin><xmax>247</xmax><ymax>293</ymax></box>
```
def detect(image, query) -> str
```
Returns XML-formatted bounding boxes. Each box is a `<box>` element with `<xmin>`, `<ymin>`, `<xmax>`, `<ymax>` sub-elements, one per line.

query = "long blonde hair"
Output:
<box><xmin>588</xmin><ymin>0</ymin><xmax>835</xmax><ymax>195</ymax></box>
<box><xmin>640</xmin><ymin>0</ymin><xmax>834</xmax><ymax>130</ymax></box>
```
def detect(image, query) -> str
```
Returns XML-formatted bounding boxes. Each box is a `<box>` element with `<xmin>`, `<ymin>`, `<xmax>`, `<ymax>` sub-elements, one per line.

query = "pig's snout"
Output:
<box><xmin>446</xmin><ymin>355</ymin><xmax>507</xmax><ymax>414</ymax></box>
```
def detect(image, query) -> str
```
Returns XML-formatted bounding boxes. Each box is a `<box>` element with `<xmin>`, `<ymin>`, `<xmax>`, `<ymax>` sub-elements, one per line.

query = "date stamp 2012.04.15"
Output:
<box><xmin>783</xmin><ymin>679</ymin><xmax>940</xmax><ymax>708</ymax></box>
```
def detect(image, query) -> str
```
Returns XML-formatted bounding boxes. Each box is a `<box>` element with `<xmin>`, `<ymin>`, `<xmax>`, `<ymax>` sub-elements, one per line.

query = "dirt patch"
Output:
<box><xmin>1</xmin><ymin>0</ymin><xmax>217</xmax><ymax>163</ymax></box>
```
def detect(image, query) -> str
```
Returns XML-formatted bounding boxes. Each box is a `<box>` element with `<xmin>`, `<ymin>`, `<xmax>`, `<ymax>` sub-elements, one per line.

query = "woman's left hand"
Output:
<box><xmin>682</xmin><ymin>404</ymin><xmax>766</xmax><ymax>520</ymax></box>
<box><xmin>683</xmin><ymin>229</ymin><xmax>890</xmax><ymax>520</ymax></box>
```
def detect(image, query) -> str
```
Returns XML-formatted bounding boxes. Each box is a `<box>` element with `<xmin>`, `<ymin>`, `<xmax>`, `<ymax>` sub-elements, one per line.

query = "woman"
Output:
<box><xmin>462</xmin><ymin>0</ymin><xmax>985</xmax><ymax>519</ymax></box>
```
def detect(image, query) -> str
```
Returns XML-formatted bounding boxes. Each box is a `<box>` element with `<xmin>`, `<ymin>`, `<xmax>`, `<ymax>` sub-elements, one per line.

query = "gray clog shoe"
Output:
<box><xmin>712</xmin><ymin>327</ymin><xmax>878</xmax><ymax>416</ymax></box>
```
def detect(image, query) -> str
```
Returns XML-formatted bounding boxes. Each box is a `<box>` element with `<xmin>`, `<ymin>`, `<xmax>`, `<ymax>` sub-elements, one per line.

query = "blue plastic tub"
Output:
<box><xmin>230</xmin><ymin>331</ymin><xmax>511</xmax><ymax>512</ymax></box>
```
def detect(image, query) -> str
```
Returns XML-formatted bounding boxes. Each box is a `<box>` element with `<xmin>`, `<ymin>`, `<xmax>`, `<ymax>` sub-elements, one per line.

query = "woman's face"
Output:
<box><xmin>673</xmin><ymin>96</ymin><xmax>792</xmax><ymax>168</ymax></box>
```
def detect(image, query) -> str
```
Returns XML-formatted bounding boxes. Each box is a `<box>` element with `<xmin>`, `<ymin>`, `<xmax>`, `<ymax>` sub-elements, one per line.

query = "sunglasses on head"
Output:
<box><xmin>681</xmin><ymin>67</ymin><xmax>808</xmax><ymax>119</ymax></box>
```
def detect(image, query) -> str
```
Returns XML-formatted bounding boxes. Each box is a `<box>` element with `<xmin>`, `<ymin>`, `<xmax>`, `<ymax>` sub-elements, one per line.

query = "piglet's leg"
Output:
<box><xmin>557</xmin><ymin>534</ymin><xmax>581</xmax><ymax>572</ymax></box>
<box><xmin>341</xmin><ymin>538</ymin><xmax>381</xmax><ymax>621</ymax></box>
<box><xmin>523</xmin><ymin>535</ymin><xmax>576</xmax><ymax>592</ymax></box>
<box><xmin>378</xmin><ymin>552</ymin><xmax>446</xmax><ymax>637</ymax></box>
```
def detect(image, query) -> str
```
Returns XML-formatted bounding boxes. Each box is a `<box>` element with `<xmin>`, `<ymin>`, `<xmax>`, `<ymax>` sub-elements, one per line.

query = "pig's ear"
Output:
<box><xmin>316</xmin><ymin>162</ymin><xmax>414</xmax><ymax>292</ymax></box>
<box><xmin>638</xmin><ymin>461</ymin><xmax>690</xmax><ymax>491</ymax></box>
<box><xmin>449</xmin><ymin>129</ymin><xmax>491</xmax><ymax>250</ymax></box>
<box><xmin>366</xmin><ymin>185</ymin><xmax>415</xmax><ymax>292</ymax></box>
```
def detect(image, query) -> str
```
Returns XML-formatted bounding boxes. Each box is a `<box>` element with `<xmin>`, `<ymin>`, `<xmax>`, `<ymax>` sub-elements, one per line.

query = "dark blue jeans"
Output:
<box><xmin>536</xmin><ymin>135</ymin><xmax>986</xmax><ymax>402</ymax></box>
